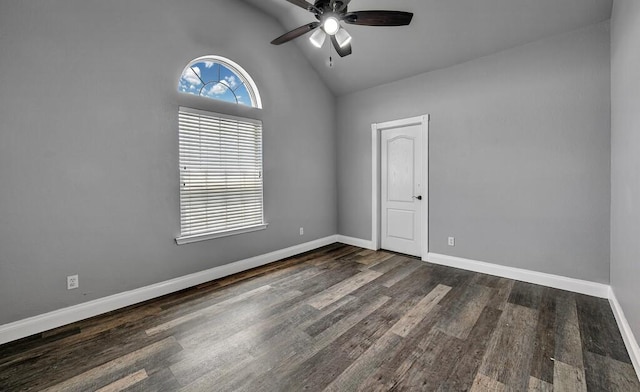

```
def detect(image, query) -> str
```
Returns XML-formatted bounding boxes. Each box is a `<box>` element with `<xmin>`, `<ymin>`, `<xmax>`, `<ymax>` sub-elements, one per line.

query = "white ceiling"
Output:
<box><xmin>243</xmin><ymin>0</ymin><xmax>612</xmax><ymax>96</ymax></box>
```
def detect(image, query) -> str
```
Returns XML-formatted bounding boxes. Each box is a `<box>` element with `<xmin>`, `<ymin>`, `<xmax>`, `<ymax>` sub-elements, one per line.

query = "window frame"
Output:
<box><xmin>175</xmin><ymin>55</ymin><xmax>265</xmax><ymax>245</ymax></box>
<box><xmin>178</xmin><ymin>55</ymin><xmax>263</xmax><ymax>109</ymax></box>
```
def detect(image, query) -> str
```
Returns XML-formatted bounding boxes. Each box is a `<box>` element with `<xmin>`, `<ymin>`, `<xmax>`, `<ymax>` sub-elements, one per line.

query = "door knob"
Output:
<box><xmin>413</xmin><ymin>195</ymin><xmax>422</xmax><ymax>200</ymax></box>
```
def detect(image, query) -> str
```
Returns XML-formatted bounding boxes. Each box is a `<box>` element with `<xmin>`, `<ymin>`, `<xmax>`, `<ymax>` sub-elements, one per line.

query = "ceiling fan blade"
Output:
<box><xmin>330</xmin><ymin>35</ymin><xmax>352</xmax><ymax>57</ymax></box>
<box><xmin>271</xmin><ymin>22</ymin><xmax>320</xmax><ymax>45</ymax></box>
<box><xmin>343</xmin><ymin>11</ymin><xmax>414</xmax><ymax>26</ymax></box>
<box><xmin>285</xmin><ymin>0</ymin><xmax>317</xmax><ymax>13</ymax></box>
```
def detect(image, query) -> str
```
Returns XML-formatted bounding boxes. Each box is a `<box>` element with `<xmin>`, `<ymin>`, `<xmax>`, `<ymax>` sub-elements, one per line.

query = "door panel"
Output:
<box><xmin>387</xmin><ymin>209</ymin><xmax>415</xmax><ymax>240</ymax></box>
<box><xmin>387</xmin><ymin>137</ymin><xmax>415</xmax><ymax>202</ymax></box>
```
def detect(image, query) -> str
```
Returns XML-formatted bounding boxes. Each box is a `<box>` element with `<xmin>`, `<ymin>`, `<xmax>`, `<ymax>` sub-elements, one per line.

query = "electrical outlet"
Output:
<box><xmin>448</xmin><ymin>237</ymin><xmax>455</xmax><ymax>246</ymax></box>
<box><xmin>299</xmin><ymin>227</ymin><xmax>304</xmax><ymax>236</ymax></box>
<box><xmin>67</xmin><ymin>275</ymin><xmax>79</xmax><ymax>290</ymax></box>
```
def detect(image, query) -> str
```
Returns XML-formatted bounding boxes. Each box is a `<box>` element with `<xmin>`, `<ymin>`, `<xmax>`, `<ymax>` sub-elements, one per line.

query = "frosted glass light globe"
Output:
<box><xmin>335</xmin><ymin>28</ymin><xmax>352</xmax><ymax>48</ymax></box>
<box><xmin>309</xmin><ymin>29</ymin><xmax>327</xmax><ymax>48</ymax></box>
<box><xmin>323</xmin><ymin>17</ymin><xmax>340</xmax><ymax>35</ymax></box>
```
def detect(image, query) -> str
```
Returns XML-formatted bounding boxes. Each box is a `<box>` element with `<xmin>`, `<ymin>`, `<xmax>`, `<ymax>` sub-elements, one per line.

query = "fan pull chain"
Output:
<box><xmin>328</xmin><ymin>39</ymin><xmax>333</xmax><ymax>68</ymax></box>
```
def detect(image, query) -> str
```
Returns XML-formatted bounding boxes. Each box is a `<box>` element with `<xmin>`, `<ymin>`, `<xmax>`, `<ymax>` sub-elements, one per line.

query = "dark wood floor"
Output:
<box><xmin>1</xmin><ymin>244</ymin><xmax>638</xmax><ymax>391</ymax></box>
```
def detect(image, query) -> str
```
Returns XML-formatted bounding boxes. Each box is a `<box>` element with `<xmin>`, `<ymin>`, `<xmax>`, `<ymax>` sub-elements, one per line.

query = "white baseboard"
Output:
<box><xmin>425</xmin><ymin>252</ymin><xmax>610</xmax><ymax>298</ymax></box>
<box><xmin>336</xmin><ymin>235</ymin><xmax>376</xmax><ymax>250</ymax></box>
<box><xmin>0</xmin><ymin>235</ymin><xmax>338</xmax><ymax>346</ymax></box>
<box><xmin>608</xmin><ymin>289</ymin><xmax>640</xmax><ymax>381</ymax></box>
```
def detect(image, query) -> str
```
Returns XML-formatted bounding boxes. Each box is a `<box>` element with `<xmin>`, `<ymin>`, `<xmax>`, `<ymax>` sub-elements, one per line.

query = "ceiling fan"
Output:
<box><xmin>270</xmin><ymin>0</ymin><xmax>413</xmax><ymax>58</ymax></box>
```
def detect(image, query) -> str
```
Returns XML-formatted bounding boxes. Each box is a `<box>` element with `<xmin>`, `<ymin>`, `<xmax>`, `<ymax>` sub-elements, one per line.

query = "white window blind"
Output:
<box><xmin>177</xmin><ymin>107</ymin><xmax>265</xmax><ymax>244</ymax></box>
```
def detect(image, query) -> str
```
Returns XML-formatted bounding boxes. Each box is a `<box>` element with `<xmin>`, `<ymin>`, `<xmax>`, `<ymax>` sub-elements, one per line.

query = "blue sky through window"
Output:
<box><xmin>178</xmin><ymin>60</ymin><xmax>252</xmax><ymax>106</ymax></box>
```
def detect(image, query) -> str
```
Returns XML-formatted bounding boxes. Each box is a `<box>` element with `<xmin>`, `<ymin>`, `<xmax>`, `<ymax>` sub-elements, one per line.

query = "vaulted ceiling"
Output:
<box><xmin>242</xmin><ymin>0</ymin><xmax>612</xmax><ymax>95</ymax></box>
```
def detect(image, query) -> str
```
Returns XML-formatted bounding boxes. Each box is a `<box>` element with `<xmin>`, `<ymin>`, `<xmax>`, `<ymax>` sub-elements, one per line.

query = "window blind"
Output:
<box><xmin>178</xmin><ymin>107</ymin><xmax>264</xmax><ymax>242</ymax></box>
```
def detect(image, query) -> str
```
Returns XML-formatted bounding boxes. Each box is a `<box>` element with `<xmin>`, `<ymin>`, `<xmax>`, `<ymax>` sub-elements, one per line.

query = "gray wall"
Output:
<box><xmin>0</xmin><ymin>0</ymin><xmax>336</xmax><ymax>325</ymax></box>
<box><xmin>337</xmin><ymin>22</ymin><xmax>611</xmax><ymax>283</ymax></box>
<box><xmin>611</xmin><ymin>0</ymin><xmax>640</xmax><ymax>340</ymax></box>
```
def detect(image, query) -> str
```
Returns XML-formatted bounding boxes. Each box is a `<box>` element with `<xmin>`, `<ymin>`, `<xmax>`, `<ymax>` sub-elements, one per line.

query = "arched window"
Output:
<box><xmin>176</xmin><ymin>56</ymin><xmax>265</xmax><ymax>245</ymax></box>
<box><xmin>178</xmin><ymin>55</ymin><xmax>262</xmax><ymax>109</ymax></box>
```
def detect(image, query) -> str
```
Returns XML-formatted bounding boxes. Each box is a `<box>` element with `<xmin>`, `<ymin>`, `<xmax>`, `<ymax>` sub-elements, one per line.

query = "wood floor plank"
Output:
<box><xmin>528</xmin><ymin>376</ymin><xmax>554</xmax><ymax>391</ymax></box>
<box><xmin>356</xmin><ymin>249</ymin><xmax>375</xmax><ymax>257</ymax></box>
<box><xmin>554</xmin><ymin>359</ymin><xmax>587</xmax><ymax>392</ymax></box>
<box><xmin>0</xmin><ymin>328</ymin><xmax>80</xmax><ymax>368</ymax></box>
<box><xmin>124</xmin><ymin>368</ymin><xmax>181</xmax><ymax>392</ymax></box>
<box><xmin>169</xmin><ymin>297</ymin><xmax>316</xmax><ymax>385</ymax></box>
<box><xmin>173</xmin><ymin>288</ymin><xmax>304</xmax><ymax>350</ymax></box>
<box><xmin>508</xmin><ymin>281</ymin><xmax>544</xmax><ymax>310</ymax></box>
<box><xmin>383</xmin><ymin>264</ymin><xmax>440</xmax><ymax>302</ymax></box>
<box><xmin>1</xmin><ymin>326</ymin><xmax>173</xmax><ymax>391</ymax></box>
<box><xmin>530</xmin><ymin>288</ymin><xmax>557</xmax><ymax>384</ymax></box>
<box><xmin>354</xmin><ymin>250</ymin><xmax>395</xmax><ymax>267</ymax></box>
<box><xmin>391</xmin><ymin>329</ymin><xmax>463</xmax><ymax>390</ymax></box>
<box><xmin>434</xmin><ymin>283</ymin><xmax>493</xmax><ymax>339</ymax></box>
<box><xmin>95</xmin><ymin>369</ymin><xmax>148</xmax><ymax>392</ymax></box>
<box><xmin>368</xmin><ymin>254</ymin><xmax>410</xmax><ymax>274</ymax></box>
<box><xmin>145</xmin><ymin>284</ymin><xmax>273</xmax><ymax>336</ymax></box>
<box><xmin>358</xmin><ymin>320</ymin><xmax>449</xmax><ymax>391</ymax></box>
<box><xmin>178</xmin><ymin>328</ymin><xmax>313</xmax><ymax>392</ymax></box>
<box><xmin>389</xmin><ymin>284</ymin><xmax>450</xmax><ymax>337</ymax></box>
<box><xmin>470</xmin><ymin>373</ymin><xmax>507</xmax><ymax>392</ymax></box>
<box><xmin>79</xmin><ymin>305</ymin><xmax>163</xmax><ymax>337</ymax></box>
<box><xmin>356</xmin><ymin>305</ymin><xmax>447</xmax><ymax>391</ymax></box>
<box><xmin>220</xmin><ymin>330</ymin><xmax>318</xmax><ymax>391</ymax></box>
<box><xmin>340</xmin><ymin>294</ymin><xmax>430</xmax><ymax>361</ymax></box>
<box><xmin>304</xmin><ymin>295</ymin><xmax>362</xmax><ymax>337</ymax></box>
<box><xmin>471</xmin><ymin>273</ymin><xmax>505</xmax><ymax>289</ymax></box>
<box><xmin>268</xmin><ymin>265</ymin><xmax>330</xmax><ymax>291</ymax></box>
<box><xmin>380</xmin><ymin>261</ymin><xmax>422</xmax><ymax>288</ymax></box>
<box><xmin>437</xmin><ymin>306</ymin><xmax>503</xmax><ymax>391</ymax></box>
<box><xmin>165</xmin><ymin>248</ymin><xmax>329</xmax><ymax>310</ymax></box>
<box><xmin>315</xmin><ymin>294</ymin><xmax>397</xmax><ymax>360</ymax></box>
<box><xmin>298</xmin><ymin>295</ymin><xmax>357</xmax><ymax>331</ymax></box>
<box><xmin>237</xmin><ymin>295</ymin><xmax>392</xmax><ymax>392</ymax></box>
<box><xmin>286</xmin><ymin>261</ymin><xmax>362</xmax><ymax>296</ymax></box>
<box><xmin>428</xmin><ymin>263</ymin><xmax>476</xmax><ymax>289</ymax></box>
<box><xmin>220</xmin><ymin>300</ymin><xmax>370</xmax><ymax>391</ymax></box>
<box><xmin>478</xmin><ymin>303</ymin><xmax>538</xmax><ymax>390</ymax></box>
<box><xmin>485</xmin><ymin>278</ymin><xmax>515</xmax><ymax>311</ymax></box>
<box><xmin>554</xmin><ymin>294</ymin><xmax>585</xmax><ymax>370</ymax></box>
<box><xmin>0</xmin><ymin>305</ymin><xmax>161</xmax><ymax>370</ymax></box>
<box><xmin>307</xmin><ymin>269</ymin><xmax>382</xmax><ymax>310</ymax></box>
<box><xmin>583</xmin><ymin>351</ymin><xmax>640</xmax><ymax>391</ymax></box>
<box><xmin>576</xmin><ymin>294</ymin><xmax>633</xmax><ymax>363</ymax></box>
<box><xmin>314</xmin><ymin>245</ymin><xmax>362</xmax><ymax>265</ymax></box>
<box><xmin>40</xmin><ymin>337</ymin><xmax>181</xmax><ymax>392</ymax></box>
<box><xmin>322</xmin><ymin>329</ymin><xmax>404</xmax><ymax>392</ymax></box>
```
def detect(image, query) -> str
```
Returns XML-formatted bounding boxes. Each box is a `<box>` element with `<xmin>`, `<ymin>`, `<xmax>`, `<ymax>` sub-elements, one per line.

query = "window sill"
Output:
<box><xmin>175</xmin><ymin>223</ymin><xmax>268</xmax><ymax>245</ymax></box>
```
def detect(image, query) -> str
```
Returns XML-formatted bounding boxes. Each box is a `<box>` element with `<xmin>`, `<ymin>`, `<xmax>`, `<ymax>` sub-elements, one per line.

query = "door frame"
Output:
<box><xmin>371</xmin><ymin>114</ymin><xmax>429</xmax><ymax>259</ymax></box>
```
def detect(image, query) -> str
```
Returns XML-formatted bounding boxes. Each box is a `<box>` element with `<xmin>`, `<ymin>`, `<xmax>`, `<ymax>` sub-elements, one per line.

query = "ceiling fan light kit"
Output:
<box><xmin>271</xmin><ymin>0</ymin><xmax>413</xmax><ymax>58</ymax></box>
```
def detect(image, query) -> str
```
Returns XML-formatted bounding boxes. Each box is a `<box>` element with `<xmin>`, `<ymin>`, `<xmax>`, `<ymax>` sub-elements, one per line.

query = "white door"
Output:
<box><xmin>381</xmin><ymin>124</ymin><xmax>423</xmax><ymax>256</ymax></box>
